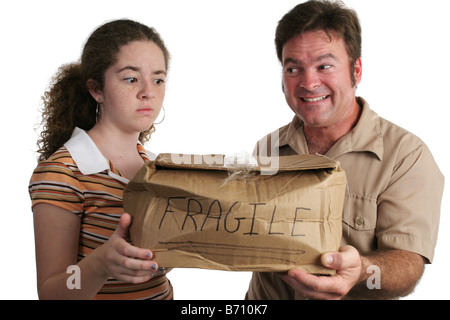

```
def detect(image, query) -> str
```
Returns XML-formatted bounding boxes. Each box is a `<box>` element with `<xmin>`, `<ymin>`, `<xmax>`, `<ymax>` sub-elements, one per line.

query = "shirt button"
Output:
<box><xmin>356</xmin><ymin>217</ymin><xmax>364</xmax><ymax>226</ymax></box>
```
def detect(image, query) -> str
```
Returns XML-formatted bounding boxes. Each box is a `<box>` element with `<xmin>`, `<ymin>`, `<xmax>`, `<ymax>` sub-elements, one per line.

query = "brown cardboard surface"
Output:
<box><xmin>124</xmin><ymin>153</ymin><xmax>346</xmax><ymax>274</ymax></box>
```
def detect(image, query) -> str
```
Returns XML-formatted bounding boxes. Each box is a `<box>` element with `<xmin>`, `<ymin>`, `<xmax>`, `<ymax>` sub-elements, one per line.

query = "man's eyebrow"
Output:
<box><xmin>314</xmin><ymin>53</ymin><xmax>339</xmax><ymax>62</ymax></box>
<box><xmin>283</xmin><ymin>53</ymin><xmax>339</xmax><ymax>66</ymax></box>
<box><xmin>283</xmin><ymin>57</ymin><xmax>300</xmax><ymax>66</ymax></box>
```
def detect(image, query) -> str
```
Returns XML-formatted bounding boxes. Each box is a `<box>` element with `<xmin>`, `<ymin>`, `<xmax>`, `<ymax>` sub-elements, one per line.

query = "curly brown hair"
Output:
<box><xmin>36</xmin><ymin>19</ymin><xmax>170</xmax><ymax>162</ymax></box>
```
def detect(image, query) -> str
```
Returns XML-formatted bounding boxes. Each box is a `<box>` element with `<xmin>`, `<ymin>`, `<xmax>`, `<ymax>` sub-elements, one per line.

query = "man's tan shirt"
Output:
<box><xmin>247</xmin><ymin>97</ymin><xmax>444</xmax><ymax>299</ymax></box>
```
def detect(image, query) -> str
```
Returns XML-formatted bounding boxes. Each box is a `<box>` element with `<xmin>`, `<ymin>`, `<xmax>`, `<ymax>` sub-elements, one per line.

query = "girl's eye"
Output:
<box><xmin>125</xmin><ymin>77</ymin><xmax>137</xmax><ymax>84</ymax></box>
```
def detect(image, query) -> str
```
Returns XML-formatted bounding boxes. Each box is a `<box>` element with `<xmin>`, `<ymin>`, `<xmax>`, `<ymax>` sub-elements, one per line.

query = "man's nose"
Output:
<box><xmin>300</xmin><ymin>70</ymin><xmax>321</xmax><ymax>91</ymax></box>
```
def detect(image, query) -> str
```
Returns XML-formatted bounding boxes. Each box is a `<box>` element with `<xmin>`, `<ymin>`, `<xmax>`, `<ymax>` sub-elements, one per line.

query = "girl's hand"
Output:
<box><xmin>99</xmin><ymin>213</ymin><xmax>158</xmax><ymax>283</ymax></box>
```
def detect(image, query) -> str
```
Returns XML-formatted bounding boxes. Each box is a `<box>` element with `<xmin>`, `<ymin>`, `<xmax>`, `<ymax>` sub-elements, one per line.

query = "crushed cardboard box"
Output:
<box><xmin>124</xmin><ymin>153</ymin><xmax>346</xmax><ymax>274</ymax></box>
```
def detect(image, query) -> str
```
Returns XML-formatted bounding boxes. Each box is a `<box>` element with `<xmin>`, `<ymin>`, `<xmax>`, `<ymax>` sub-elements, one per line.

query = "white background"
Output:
<box><xmin>1</xmin><ymin>0</ymin><xmax>448</xmax><ymax>300</ymax></box>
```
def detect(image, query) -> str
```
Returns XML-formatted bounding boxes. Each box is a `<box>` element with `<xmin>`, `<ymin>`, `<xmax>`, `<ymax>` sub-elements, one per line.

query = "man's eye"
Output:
<box><xmin>319</xmin><ymin>65</ymin><xmax>332</xmax><ymax>70</ymax></box>
<box><xmin>154</xmin><ymin>79</ymin><xmax>165</xmax><ymax>85</ymax></box>
<box><xmin>125</xmin><ymin>77</ymin><xmax>137</xmax><ymax>84</ymax></box>
<box><xmin>286</xmin><ymin>67</ymin><xmax>298</xmax><ymax>74</ymax></box>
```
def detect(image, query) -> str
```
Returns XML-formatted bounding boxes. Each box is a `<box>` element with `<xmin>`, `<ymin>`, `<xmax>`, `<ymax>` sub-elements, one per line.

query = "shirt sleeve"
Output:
<box><xmin>29</xmin><ymin>159</ymin><xmax>85</xmax><ymax>216</ymax></box>
<box><xmin>376</xmin><ymin>144</ymin><xmax>444</xmax><ymax>263</ymax></box>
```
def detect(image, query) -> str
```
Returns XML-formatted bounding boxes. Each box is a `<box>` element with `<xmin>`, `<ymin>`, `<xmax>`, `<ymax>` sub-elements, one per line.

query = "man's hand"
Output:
<box><xmin>280</xmin><ymin>245</ymin><xmax>362</xmax><ymax>300</ymax></box>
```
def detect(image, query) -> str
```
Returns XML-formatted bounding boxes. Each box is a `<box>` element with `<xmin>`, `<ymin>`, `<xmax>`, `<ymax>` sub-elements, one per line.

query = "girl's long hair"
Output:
<box><xmin>36</xmin><ymin>19</ymin><xmax>170</xmax><ymax>162</ymax></box>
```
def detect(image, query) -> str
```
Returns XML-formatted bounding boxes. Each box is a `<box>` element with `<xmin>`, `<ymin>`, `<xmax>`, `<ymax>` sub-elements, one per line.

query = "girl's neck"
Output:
<box><xmin>88</xmin><ymin>124</ymin><xmax>145</xmax><ymax>180</ymax></box>
<box><xmin>88</xmin><ymin>124</ymin><xmax>139</xmax><ymax>155</ymax></box>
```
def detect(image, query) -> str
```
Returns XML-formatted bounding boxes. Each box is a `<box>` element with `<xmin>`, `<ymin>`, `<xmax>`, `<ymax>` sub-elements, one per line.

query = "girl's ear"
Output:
<box><xmin>87</xmin><ymin>79</ymin><xmax>103</xmax><ymax>102</ymax></box>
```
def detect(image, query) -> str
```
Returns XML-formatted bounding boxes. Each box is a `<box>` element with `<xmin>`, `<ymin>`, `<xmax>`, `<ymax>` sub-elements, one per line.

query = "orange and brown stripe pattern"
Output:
<box><xmin>29</xmin><ymin>146</ymin><xmax>173</xmax><ymax>300</ymax></box>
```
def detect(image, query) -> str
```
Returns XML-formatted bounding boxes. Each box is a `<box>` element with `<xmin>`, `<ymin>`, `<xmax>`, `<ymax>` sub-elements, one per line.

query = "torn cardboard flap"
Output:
<box><xmin>124</xmin><ymin>153</ymin><xmax>346</xmax><ymax>274</ymax></box>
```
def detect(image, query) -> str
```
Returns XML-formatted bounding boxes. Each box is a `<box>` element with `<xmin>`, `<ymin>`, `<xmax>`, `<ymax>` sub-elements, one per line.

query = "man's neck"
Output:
<box><xmin>303</xmin><ymin>100</ymin><xmax>362</xmax><ymax>155</ymax></box>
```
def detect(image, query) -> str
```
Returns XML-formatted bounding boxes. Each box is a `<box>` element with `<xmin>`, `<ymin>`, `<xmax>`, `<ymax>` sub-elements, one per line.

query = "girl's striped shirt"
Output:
<box><xmin>29</xmin><ymin>128</ymin><xmax>173</xmax><ymax>300</ymax></box>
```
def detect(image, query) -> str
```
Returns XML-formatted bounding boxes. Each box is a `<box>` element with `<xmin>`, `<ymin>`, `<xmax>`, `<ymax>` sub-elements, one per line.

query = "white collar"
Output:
<box><xmin>64</xmin><ymin>127</ymin><xmax>110</xmax><ymax>175</ymax></box>
<box><xmin>64</xmin><ymin>127</ymin><xmax>154</xmax><ymax>183</ymax></box>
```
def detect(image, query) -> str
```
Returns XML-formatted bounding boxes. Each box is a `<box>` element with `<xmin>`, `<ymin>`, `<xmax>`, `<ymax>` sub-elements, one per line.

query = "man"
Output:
<box><xmin>246</xmin><ymin>0</ymin><xmax>444</xmax><ymax>299</ymax></box>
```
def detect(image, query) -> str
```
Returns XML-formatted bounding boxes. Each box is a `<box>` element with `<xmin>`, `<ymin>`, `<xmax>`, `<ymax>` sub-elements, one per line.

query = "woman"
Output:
<box><xmin>29</xmin><ymin>19</ymin><xmax>173</xmax><ymax>300</ymax></box>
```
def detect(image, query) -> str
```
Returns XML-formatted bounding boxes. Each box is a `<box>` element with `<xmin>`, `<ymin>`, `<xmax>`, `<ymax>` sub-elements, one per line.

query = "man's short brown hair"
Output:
<box><xmin>275</xmin><ymin>0</ymin><xmax>362</xmax><ymax>85</ymax></box>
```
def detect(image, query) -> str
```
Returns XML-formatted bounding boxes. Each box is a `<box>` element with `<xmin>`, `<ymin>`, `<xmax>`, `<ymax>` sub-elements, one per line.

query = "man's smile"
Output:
<box><xmin>301</xmin><ymin>95</ymin><xmax>330</xmax><ymax>102</ymax></box>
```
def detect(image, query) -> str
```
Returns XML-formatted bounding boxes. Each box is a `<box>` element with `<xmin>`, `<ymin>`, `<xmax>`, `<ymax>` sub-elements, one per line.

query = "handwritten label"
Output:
<box><xmin>158</xmin><ymin>196</ymin><xmax>312</xmax><ymax>237</ymax></box>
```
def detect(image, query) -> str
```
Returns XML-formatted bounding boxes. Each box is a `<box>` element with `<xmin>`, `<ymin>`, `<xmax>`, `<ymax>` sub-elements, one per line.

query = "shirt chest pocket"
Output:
<box><xmin>341</xmin><ymin>194</ymin><xmax>379</xmax><ymax>253</ymax></box>
<box><xmin>342</xmin><ymin>194</ymin><xmax>377</xmax><ymax>230</ymax></box>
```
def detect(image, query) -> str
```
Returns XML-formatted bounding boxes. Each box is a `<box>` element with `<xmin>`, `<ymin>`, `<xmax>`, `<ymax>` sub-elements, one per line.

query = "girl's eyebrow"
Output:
<box><xmin>154</xmin><ymin>70</ymin><xmax>167</xmax><ymax>76</ymax></box>
<box><xmin>117</xmin><ymin>66</ymin><xmax>140</xmax><ymax>73</ymax></box>
<box><xmin>117</xmin><ymin>66</ymin><xmax>166</xmax><ymax>76</ymax></box>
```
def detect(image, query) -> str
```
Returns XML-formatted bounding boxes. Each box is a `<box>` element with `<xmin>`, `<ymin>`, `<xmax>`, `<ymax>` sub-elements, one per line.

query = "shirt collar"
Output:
<box><xmin>344</xmin><ymin>97</ymin><xmax>384</xmax><ymax>160</ymax></box>
<box><xmin>64</xmin><ymin>127</ymin><xmax>154</xmax><ymax>182</ymax></box>
<box><xmin>64</xmin><ymin>127</ymin><xmax>109</xmax><ymax>175</ymax></box>
<box><xmin>281</xmin><ymin>97</ymin><xmax>384</xmax><ymax>160</ymax></box>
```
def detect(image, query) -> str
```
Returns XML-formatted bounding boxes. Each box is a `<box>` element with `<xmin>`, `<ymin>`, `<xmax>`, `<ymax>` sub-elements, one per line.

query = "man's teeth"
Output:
<box><xmin>302</xmin><ymin>95</ymin><xmax>328</xmax><ymax>102</ymax></box>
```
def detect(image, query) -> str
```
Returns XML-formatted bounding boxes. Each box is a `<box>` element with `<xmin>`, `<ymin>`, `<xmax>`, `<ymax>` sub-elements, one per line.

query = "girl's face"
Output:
<box><xmin>90</xmin><ymin>40</ymin><xmax>167</xmax><ymax>135</ymax></box>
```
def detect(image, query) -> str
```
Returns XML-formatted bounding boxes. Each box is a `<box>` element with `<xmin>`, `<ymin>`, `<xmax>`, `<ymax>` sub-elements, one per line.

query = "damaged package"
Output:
<box><xmin>123</xmin><ymin>153</ymin><xmax>346</xmax><ymax>274</ymax></box>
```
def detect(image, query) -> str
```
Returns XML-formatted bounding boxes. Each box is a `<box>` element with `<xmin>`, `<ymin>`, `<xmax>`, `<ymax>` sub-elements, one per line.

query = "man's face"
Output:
<box><xmin>282</xmin><ymin>30</ymin><xmax>362</xmax><ymax>129</ymax></box>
